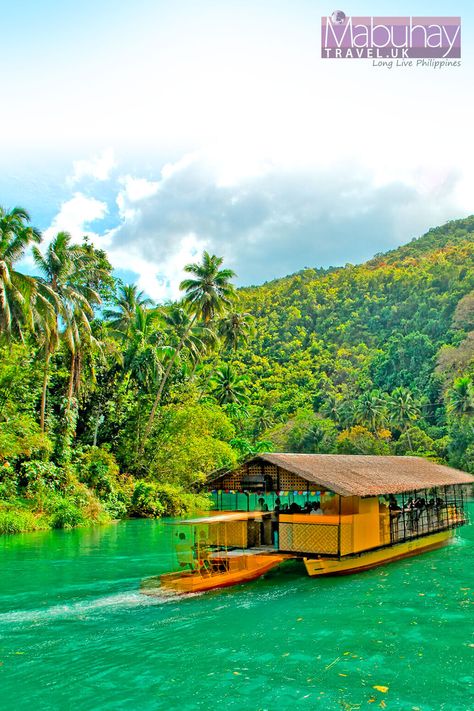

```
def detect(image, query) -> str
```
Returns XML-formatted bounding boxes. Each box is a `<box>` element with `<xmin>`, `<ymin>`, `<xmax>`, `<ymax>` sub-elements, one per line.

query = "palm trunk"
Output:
<box><xmin>139</xmin><ymin>314</ymin><xmax>197</xmax><ymax>454</ymax></box>
<box><xmin>40</xmin><ymin>348</ymin><xmax>51</xmax><ymax>432</ymax></box>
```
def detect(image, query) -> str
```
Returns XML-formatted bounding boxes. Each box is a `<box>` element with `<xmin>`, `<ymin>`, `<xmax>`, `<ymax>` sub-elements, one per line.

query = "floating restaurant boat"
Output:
<box><xmin>156</xmin><ymin>454</ymin><xmax>473</xmax><ymax>594</ymax></box>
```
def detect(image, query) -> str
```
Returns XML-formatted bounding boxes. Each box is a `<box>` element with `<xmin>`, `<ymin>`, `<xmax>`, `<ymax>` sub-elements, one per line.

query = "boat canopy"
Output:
<box><xmin>209</xmin><ymin>454</ymin><xmax>474</xmax><ymax>497</ymax></box>
<box><xmin>166</xmin><ymin>511</ymin><xmax>270</xmax><ymax>526</ymax></box>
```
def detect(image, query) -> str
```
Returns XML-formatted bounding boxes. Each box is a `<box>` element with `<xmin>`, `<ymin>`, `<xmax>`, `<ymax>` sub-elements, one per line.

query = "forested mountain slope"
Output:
<box><xmin>227</xmin><ymin>217</ymin><xmax>474</xmax><ymax>467</ymax></box>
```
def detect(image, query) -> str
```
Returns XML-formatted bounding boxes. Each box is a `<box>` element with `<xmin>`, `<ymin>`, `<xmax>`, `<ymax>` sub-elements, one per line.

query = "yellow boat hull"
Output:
<box><xmin>158</xmin><ymin>554</ymin><xmax>288</xmax><ymax>594</ymax></box>
<box><xmin>304</xmin><ymin>529</ymin><xmax>454</xmax><ymax>576</ymax></box>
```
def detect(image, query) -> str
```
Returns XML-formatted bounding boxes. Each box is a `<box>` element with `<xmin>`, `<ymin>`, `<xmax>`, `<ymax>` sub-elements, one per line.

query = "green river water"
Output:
<box><xmin>0</xmin><ymin>506</ymin><xmax>473</xmax><ymax>711</ymax></box>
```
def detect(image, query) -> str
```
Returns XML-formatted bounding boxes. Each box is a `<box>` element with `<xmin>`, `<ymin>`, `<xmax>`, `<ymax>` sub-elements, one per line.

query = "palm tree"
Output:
<box><xmin>162</xmin><ymin>306</ymin><xmax>217</xmax><ymax>371</ymax></box>
<box><xmin>104</xmin><ymin>284</ymin><xmax>153</xmax><ymax>335</ymax></box>
<box><xmin>211</xmin><ymin>364</ymin><xmax>249</xmax><ymax>405</ymax></box>
<box><xmin>33</xmin><ymin>232</ymin><xmax>104</xmax><ymax>429</ymax></box>
<box><xmin>218</xmin><ymin>310</ymin><xmax>253</xmax><ymax>351</ymax></box>
<box><xmin>448</xmin><ymin>376</ymin><xmax>474</xmax><ymax>417</ymax></box>
<box><xmin>120</xmin><ymin>305</ymin><xmax>163</xmax><ymax>392</ymax></box>
<box><xmin>388</xmin><ymin>386</ymin><xmax>420</xmax><ymax>451</ymax></box>
<box><xmin>0</xmin><ymin>206</ymin><xmax>42</xmax><ymax>339</ymax></box>
<box><xmin>140</xmin><ymin>252</ymin><xmax>236</xmax><ymax>451</ymax></box>
<box><xmin>354</xmin><ymin>390</ymin><xmax>387</xmax><ymax>432</ymax></box>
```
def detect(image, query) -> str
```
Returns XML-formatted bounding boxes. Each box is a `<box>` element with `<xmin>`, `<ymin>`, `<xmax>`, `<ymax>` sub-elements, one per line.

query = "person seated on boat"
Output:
<box><xmin>302</xmin><ymin>501</ymin><xmax>313</xmax><ymax>514</ymax></box>
<box><xmin>404</xmin><ymin>497</ymin><xmax>414</xmax><ymax>510</ymax></box>
<box><xmin>288</xmin><ymin>502</ymin><xmax>301</xmax><ymax>514</ymax></box>
<box><xmin>257</xmin><ymin>497</ymin><xmax>269</xmax><ymax>512</ymax></box>
<box><xmin>310</xmin><ymin>501</ymin><xmax>323</xmax><ymax>515</ymax></box>
<box><xmin>281</xmin><ymin>503</ymin><xmax>289</xmax><ymax>513</ymax></box>
<box><xmin>388</xmin><ymin>495</ymin><xmax>401</xmax><ymax>511</ymax></box>
<box><xmin>435</xmin><ymin>497</ymin><xmax>444</xmax><ymax>508</ymax></box>
<box><xmin>413</xmin><ymin>497</ymin><xmax>426</xmax><ymax>521</ymax></box>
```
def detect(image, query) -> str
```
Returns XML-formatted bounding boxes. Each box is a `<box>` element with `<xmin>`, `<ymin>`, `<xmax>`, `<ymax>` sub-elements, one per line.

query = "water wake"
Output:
<box><xmin>0</xmin><ymin>589</ymin><xmax>176</xmax><ymax>625</ymax></box>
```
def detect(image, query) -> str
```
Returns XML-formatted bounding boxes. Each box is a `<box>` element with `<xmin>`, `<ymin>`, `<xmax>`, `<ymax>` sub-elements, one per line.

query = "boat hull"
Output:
<box><xmin>159</xmin><ymin>554</ymin><xmax>288</xmax><ymax>594</ymax></box>
<box><xmin>303</xmin><ymin>529</ymin><xmax>454</xmax><ymax>577</ymax></box>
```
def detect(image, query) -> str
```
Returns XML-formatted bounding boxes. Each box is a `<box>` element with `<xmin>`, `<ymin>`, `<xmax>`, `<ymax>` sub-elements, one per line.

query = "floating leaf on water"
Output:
<box><xmin>379</xmin><ymin>701</ymin><xmax>386</xmax><ymax>709</ymax></box>
<box><xmin>339</xmin><ymin>673</ymin><xmax>348</xmax><ymax>677</ymax></box>
<box><xmin>233</xmin><ymin>671</ymin><xmax>241</xmax><ymax>675</ymax></box>
<box><xmin>373</xmin><ymin>685</ymin><xmax>389</xmax><ymax>693</ymax></box>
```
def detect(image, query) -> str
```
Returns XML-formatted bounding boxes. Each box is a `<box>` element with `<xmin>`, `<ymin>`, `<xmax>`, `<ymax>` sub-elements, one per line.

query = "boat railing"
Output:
<box><xmin>390</xmin><ymin>502</ymin><xmax>466</xmax><ymax>543</ymax></box>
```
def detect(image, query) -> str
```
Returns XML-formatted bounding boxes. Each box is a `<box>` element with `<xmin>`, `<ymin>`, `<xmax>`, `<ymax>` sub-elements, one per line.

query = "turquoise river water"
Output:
<box><xmin>0</xmin><ymin>505</ymin><xmax>473</xmax><ymax>711</ymax></box>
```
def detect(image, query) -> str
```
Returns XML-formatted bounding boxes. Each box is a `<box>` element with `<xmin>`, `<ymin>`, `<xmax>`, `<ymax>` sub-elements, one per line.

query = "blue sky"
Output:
<box><xmin>0</xmin><ymin>0</ymin><xmax>473</xmax><ymax>299</ymax></box>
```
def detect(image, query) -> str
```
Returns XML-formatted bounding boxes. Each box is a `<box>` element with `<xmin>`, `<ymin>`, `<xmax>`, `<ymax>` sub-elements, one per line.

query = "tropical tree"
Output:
<box><xmin>32</xmin><ymin>232</ymin><xmax>106</xmax><ymax>429</ymax></box>
<box><xmin>140</xmin><ymin>252</ymin><xmax>236</xmax><ymax>452</ymax></box>
<box><xmin>354</xmin><ymin>390</ymin><xmax>388</xmax><ymax>432</ymax></box>
<box><xmin>211</xmin><ymin>364</ymin><xmax>249</xmax><ymax>405</ymax></box>
<box><xmin>218</xmin><ymin>310</ymin><xmax>253</xmax><ymax>351</ymax></box>
<box><xmin>120</xmin><ymin>305</ymin><xmax>163</xmax><ymax>392</ymax></box>
<box><xmin>388</xmin><ymin>386</ymin><xmax>421</xmax><ymax>451</ymax></box>
<box><xmin>448</xmin><ymin>376</ymin><xmax>474</xmax><ymax>417</ymax></box>
<box><xmin>0</xmin><ymin>206</ymin><xmax>42</xmax><ymax>339</ymax></box>
<box><xmin>104</xmin><ymin>284</ymin><xmax>153</xmax><ymax>335</ymax></box>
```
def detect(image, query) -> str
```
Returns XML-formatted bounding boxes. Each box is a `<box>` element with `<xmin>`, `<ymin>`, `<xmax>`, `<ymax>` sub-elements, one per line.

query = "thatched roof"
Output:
<box><xmin>232</xmin><ymin>454</ymin><xmax>474</xmax><ymax>497</ymax></box>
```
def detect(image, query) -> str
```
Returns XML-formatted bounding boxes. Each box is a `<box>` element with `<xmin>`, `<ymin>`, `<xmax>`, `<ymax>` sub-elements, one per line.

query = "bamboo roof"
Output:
<box><xmin>217</xmin><ymin>454</ymin><xmax>474</xmax><ymax>497</ymax></box>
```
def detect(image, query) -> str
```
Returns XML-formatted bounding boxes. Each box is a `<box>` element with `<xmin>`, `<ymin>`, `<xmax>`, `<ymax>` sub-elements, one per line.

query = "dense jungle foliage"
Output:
<box><xmin>1</xmin><ymin>206</ymin><xmax>473</xmax><ymax>533</ymax></box>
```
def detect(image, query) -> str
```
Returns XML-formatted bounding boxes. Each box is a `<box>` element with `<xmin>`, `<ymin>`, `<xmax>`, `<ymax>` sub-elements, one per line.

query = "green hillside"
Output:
<box><xmin>222</xmin><ymin>216</ymin><xmax>474</xmax><ymax>464</ymax></box>
<box><xmin>1</xmin><ymin>208</ymin><xmax>474</xmax><ymax>533</ymax></box>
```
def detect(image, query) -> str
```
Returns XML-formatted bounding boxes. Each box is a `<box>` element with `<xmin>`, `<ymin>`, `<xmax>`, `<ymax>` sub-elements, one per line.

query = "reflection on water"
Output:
<box><xmin>0</xmin><ymin>507</ymin><xmax>473</xmax><ymax>710</ymax></box>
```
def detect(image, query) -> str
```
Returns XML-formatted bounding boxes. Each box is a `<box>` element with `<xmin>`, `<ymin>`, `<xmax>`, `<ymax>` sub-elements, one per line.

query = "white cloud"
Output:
<box><xmin>43</xmin><ymin>192</ymin><xmax>108</xmax><ymax>245</ymax></box>
<box><xmin>69</xmin><ymin>148</ymin><xmax>116</xmax><ymax>184</ymax></box>
<box><xmin>104</xmin><ymin>149</ymin><xmax>473</xmax><ymax>297</ymax></box>
<box><xmin>116</xmin><ymin>175</ymin><xmax>160</xmax><ymax>220</ymax></box>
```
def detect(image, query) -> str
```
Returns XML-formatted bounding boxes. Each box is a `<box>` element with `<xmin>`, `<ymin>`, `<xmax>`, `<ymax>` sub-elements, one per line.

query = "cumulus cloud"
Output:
<box><xmin>105</xmin><ymin>151</ymin><xmax>471</xmax><ymax>296</ymax></box>
<box><xmin>43</xmin><ymin>192</ymin><xmax>108</xmax><ymax>245</ymax></box>
<box><xmin>41</xmin><ymin>150</ymin><xmax>473</xmax><ymax>302</ymax></box>
<box><xmin>69</xmin><ymin>148</ymin><xmax>116</xmax><ymax>184</ymax></box>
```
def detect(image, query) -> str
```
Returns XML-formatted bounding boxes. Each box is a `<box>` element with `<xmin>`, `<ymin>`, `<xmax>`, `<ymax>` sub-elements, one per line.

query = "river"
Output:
<box><xmin>0</xmin><ymin>505</ymin><xmax>473</xmax><ymax>710</ymax></box>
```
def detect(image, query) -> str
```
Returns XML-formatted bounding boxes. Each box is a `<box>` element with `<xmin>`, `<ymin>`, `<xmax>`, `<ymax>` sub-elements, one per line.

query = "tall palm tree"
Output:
<box><xmin>162</xmin><ymin>306</ymin><xmax>217</xmax><ymax>371</ymax></box>
<box><xmin>388</xmin><ymin>386</ymin><xmax>420</xmax><ymax>451</ymax></box>
<box><xmin>211</xmin><ymin>364</ymin><xmax>249</xmax><ymax>405</ymax></box>
<box><xmin>119</xmin><ymin>305</ymin><xmax>163</xmax><ymax>392</ymax></box>
<box><xmin>448</xmin><ymin>376</ymin><xmax>474</xmax><ymax>417</ymax></box>
<box><xmin>218</xmin><ymin>310</ymin><xmax>253</xmax><ymax>351</ymax></box>
<box><xmin>104</xmin><ymin>284</ymin><xmax>153</xmax><ymax>335</ymax></box>
<box><xmin>354</xmin><ymin>390</ymin><xmax>387</xmax><ymax>432</ymax></box>
<box><xmin>140</xmin><ymin>252</ymin><xmax>236</xmax><ymax>452</ymax></box>
<box><xmin>0</xmin><ymin>206</ymin><xmax>42</xmax><ymax>339</ymax></box>
<box><xmin>33</xmin><ymin>232</ymin><xmax>104</xmax><ymax>429</ymax></box>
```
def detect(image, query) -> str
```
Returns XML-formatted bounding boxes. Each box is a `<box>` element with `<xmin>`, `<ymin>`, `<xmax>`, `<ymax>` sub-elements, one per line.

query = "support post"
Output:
<box><xmin>337</xmin><ymin>494</ymin><xmax>342</xmax><ymax>559</ymax></box>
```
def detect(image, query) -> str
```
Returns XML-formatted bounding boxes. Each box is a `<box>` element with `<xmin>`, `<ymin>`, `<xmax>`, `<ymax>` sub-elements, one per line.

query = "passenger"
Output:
<box><xmin>310</xmin><ymin>501</ymin><xmax>323</xmax><ymax>516</ymax></box>
<box><xmin>388</xmin><ymin>495</ymin><xmax>401</xmax><ymax>511</ymax></box>
<box><xmin>281</xmin><ymin>503</ymin><xmax>289</xmax><ymax>513</ymax></box>
<box><xmin>257</xmin><ymin>497</ymin><xmax>269</xmax><ymax>512</ymax></box>
<box><xmin>289</xmin><ymin>502</ymin><xmax>301</xmax><ymax>514</ymax></box>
